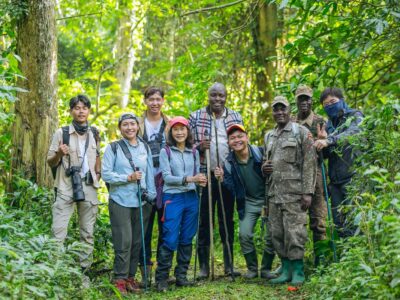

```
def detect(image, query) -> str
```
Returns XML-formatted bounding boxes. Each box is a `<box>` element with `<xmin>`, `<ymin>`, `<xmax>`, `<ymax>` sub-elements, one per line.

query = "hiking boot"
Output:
<box><xmin>260</xmin><ymin>252</ymin><xmax>277</xmax><ymax>279</ymax></box>
<box><xmin>155</xmin><ymin>245</ymin><xmax>174</xmax><ymax>284</ymax></box>
<box><xmin>113</xmin><ymin>279</ymin><xmax>128</xmax><ymax>295</ymax></box>
<box><xmin>125</xmin><ymin>277</ymin><xmax>141</xmax><ymax>293</ymax></box>
<box><xmin>197</xmin><ymin>246</ymin><xmax>210</xmax><ymax>280</ymax></box>
<box><xmin>157</xmin><ymin>280</ymin><xmax>168</xmax><ymax>292</ymax></box>
<box><xmin>223</xmin><ymin>244</ymin><xmax>241</xmax><ymax>277</ymax></box>
<box><xmin>270</xmin><ymin>258</ymin><xmax>292</xmax><ymax>284</ymax></box>
<box><xmin>176</xmin><ymin>277</ymin><xmax>194</xmax><ymax>287</ymax></box>
<box><xmin>291</xmin><ymin>259</ymin><xmax>305</xmax><ymax>285</ymax></box>
<box><xmin>175</xmin><ymin>244</ymin><xmax>193</xmax><ymax>286</ymax></box>
<box><xmin>243</xmin><ymin>251</ymin><xmax>258</xmax><ymax>279</ymax></box>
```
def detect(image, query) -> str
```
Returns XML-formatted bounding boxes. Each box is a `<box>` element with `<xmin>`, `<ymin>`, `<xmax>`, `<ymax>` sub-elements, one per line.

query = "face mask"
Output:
<box><xmin>324</xmin><ymin>99</ymin><xmax>344</xmax><ymax>119</ymax></box>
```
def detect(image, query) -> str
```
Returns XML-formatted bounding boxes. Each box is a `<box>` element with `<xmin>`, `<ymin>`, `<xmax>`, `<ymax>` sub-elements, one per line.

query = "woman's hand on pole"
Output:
<box><xmin>128</xmin><ymin>171</ymin><xmax>142</xmax><ymax>182</ymax></box>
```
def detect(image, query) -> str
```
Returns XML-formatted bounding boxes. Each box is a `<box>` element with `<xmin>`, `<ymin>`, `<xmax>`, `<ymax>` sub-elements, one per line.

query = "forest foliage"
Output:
<box><xmin>0</xmin><ymin>0</ymin><xmax>399</xmax><ymax>299</ymax></box>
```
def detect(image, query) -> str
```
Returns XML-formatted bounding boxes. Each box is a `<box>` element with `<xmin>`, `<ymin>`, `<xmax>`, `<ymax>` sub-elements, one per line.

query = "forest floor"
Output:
<box><xmin>87</xmin><ymin>256</ymin><xmax>311</xmax><ymax>299</ymax></box>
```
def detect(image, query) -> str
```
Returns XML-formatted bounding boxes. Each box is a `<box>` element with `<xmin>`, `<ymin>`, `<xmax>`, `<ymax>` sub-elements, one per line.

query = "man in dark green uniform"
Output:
<box><xmin>292</xmin><ymin>85</ymin><xmax>327</xmax><ymax>265</ymax></box>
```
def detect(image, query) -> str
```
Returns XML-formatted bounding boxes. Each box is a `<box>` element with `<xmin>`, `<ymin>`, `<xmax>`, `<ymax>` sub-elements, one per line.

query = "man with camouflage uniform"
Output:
<box><xmin>262</xmin><ymin>96</ymin><xmax>316</xmax><ymax>285</ymax></box>
<box><xmin>292</xmin><ymin>86</ymin><xmax>327</xmax><ymax>266</ymax></box>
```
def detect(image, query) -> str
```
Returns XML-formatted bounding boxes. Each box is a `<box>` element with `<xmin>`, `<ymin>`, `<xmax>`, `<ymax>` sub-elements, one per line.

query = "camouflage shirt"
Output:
<box><xmin>292</xmin><ymin>111</ymin><xmax>325</xmax><ymax>140</ymax></box>
<box><xmin>263</xmin><ymin>121</ymin><xmax>317</xmax><ymax>203</ymax></box>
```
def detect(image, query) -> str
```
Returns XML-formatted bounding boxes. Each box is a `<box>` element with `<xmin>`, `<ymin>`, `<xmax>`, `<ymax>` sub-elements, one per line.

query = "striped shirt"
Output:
<box><xmin>189</xmin><ymin>106</ymin><xmax>243</xmax><ymax>172</ymax></box>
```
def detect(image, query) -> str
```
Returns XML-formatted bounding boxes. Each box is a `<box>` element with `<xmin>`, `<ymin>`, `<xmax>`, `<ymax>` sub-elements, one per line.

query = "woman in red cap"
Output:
<box><xmin>155</xmin><ymin>116</ymin><xmax>207</xmax><ymax>292</ymax></box>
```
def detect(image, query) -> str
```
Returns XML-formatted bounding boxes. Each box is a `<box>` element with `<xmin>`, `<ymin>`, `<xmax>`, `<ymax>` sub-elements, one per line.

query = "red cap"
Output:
<box><xmin>169</xmin><ymin>116</ymin><xmax>189</xmax><ymax>128</ymax></box>
<box><xmin>227</xmin><ymin>124</ymin><xmax>246</xmax><ymax>136</ymax></box>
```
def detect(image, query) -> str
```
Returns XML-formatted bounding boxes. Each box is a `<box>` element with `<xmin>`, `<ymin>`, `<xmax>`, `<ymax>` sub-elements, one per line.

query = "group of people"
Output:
<box><xmin>47</xmin><ymin>83</ymin><xmax>363</xmax><ymax>294</ymax></box>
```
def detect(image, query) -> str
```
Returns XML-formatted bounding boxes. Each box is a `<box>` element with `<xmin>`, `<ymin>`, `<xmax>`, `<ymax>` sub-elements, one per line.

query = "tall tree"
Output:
<box><xmin>114</xmin><ymin>0</ymin><xmax>144</xmax><ymax>108</ymax></box>
<box><xmin>251</xmin><ymin>0</ymin><xmax>278</xmax><ymax>127</ymax></box>
<box><xmin>12</xmin><ymin>0</ymin><xmax>58</xmax><ymax>187</ymax></box>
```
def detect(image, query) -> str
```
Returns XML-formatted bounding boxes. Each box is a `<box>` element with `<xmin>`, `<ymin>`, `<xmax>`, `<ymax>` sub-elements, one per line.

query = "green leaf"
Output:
<box><xmin>359</xmin><ymin>263</ymin><xmax>372</xmax><ymax>274</ymax></box>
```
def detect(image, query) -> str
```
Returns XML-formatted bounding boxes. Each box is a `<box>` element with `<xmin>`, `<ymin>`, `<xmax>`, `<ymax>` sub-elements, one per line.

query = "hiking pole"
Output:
<box><xmin>136</xmin><ymin>167</ymin><xmax>148</xmax><ymax>291</ymax></box>
<box><xmin>204</xmin><ymin>129</ymin><xmax>215</xmax><ymax>281</ymax></box>
<box><xmin>212</xmin><ymin>114</ymin><xmax>235</xmax><ymax>282</ymax></box>
<box><xmin>320</xmin><ymin>161</ymin><xmax>338</xmax><ymax>262</ymax></box>
<box><xmin>193</xmin><ymin>185</ymin><xmax>203</xmax><ymax>283</ymax></box>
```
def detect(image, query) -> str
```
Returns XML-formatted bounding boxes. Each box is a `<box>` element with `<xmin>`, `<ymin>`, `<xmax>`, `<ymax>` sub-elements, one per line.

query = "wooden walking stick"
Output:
<box><xmin>212</xmin><ymin>114</ymin><xmax>235</xmax><ymax>281</ymax></box>
<box><xmin>204</xmin><ymin>129</ymin><xmax>215</xmax><ymax>280</ymax></box>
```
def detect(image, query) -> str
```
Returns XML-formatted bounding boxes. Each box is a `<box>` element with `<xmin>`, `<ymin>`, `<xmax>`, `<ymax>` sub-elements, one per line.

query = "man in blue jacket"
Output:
<box><xmin>215</xmin><ymin>124</ymin><xmax>276</xmax><ymax>279</ymax></box>
<box><xmin>314</xmin><ymin>87</ymin><xmax>363</xmax><ymax>238</ymax></box>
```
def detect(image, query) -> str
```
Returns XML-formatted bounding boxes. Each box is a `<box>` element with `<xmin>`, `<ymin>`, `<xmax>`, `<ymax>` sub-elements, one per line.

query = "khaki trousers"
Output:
<box><xmin>52</xmin><ymin>182</ymin><xmax>99</xmax><ymax>268</ymax></box>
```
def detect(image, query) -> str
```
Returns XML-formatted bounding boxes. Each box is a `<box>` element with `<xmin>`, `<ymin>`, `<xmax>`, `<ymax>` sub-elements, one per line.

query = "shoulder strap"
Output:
<box><xmin>117</xmin><ymin>140</ymin><xmax>136</xmax><ymax>171</ymax></box>
<box><xmin>110</xmin><ymin>141</ymin><xmax>118</xmax><ymax>155</ymax></box>
<box><xmin>62</xmin><ymin>126</ymin><xmax>69</xmax><ymax>145</ymax></box>
<box><xmin>164</xmin><ymin>144</ymin><xmax>171</xmax><ymax>159</ymax></box>
<box><xmin>192</xmin><ymin>147</ymin><xmax>197</xmax><ymax>176</ymax></box>
<box><xmin>89</xmin><ymin>126</ymin><xmax>100</xmax><ymax>144</ymax></box>
<box><xmin>225</xmin><ymin>159</ymin><xmax>232</xmax><ymax>174</ymax></box>
<box><xmin>137</xmin><ymin>136</ymin><xmax>151</xmax><ymax>155</ymax></box>
<box><xmin>251</xmin><ymin>145</ymin><xmax>263</xmax><ymax>162</ymax></box>
<box><xmin>291</xmin><ymin>122</ymin><xmax>302</xmax><ymax>145</ymax></box>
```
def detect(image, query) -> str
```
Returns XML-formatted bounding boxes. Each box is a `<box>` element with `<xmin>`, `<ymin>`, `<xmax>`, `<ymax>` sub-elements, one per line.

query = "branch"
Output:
<box><xmin>92</xmin><ymin>102</ymin><xmax>118</xmax><ymax>122</ymax></box>
<box><xmin>93</xmin><ymin>13</ymin><xmax>146</xmax><ymax>112</ymax></box>
<box><xmin>56</xmin><ymin>12</ymin><xmax>102</xmax><ymax>21</ymax></box>
<box><xmin>180</xmin><ymin>0</ymin><xmax>248</xmax><ymax>17</ymax></box>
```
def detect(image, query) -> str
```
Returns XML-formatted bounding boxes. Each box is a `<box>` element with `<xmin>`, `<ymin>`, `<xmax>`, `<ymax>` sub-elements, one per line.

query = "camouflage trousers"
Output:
<box><xmin>269</xmin><ymin>201</ymin><xmax>308</xmax><ymax>260</ymax></box>
<box><xmin>309</xmin><ymin>167</ymin><xmax>327</xmax><ymax>242</ymax></box>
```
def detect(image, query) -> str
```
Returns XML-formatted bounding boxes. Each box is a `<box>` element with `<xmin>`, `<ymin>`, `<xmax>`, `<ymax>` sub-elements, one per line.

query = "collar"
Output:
<box><xmin>68</xmin><ymin>124</ymin><xmax>89</xmax><ymax>135</ymax></box>
<box><xmin>297</xmin><ymin>111</ymin><xmax>315</xmax><ymax>127</ymax></box>
<box><xmin>206</xmin><ymin>106</ymin><xmax>227</xmax><ymax>119</ymax></box>
<box><xmin>271</xmin><ymin>121</ymin><xmax>293</xmax><ymax>136</ymax></box>
<box><xmin>170</xmin><ymin>145</ymin><xmax>193</xmax><ymax>153</ymax></box>
<box><xmin>234</xmin><ymin>145</ymin><xmax>252</xmax><ymax>164</ymax></box>
<box><xmin>142</xmin><ymin>110</ymin><xmax>169</xmax><ymax>122</ymax></box>
<box><xmin>122</xmin><ymin>138</ymin><xmax>139</xmax><ymax>148</ymax></box>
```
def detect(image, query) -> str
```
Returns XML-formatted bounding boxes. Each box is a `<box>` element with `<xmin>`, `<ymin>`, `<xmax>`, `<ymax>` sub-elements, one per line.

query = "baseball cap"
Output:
<box><xmin>169</xmin><ymin>116</ymin><xmax>189</xmax><ymax>128</ymax></box>
<box><xmin>295</xmin><ymin>85</ymin><xmax>313</xmax><ymax>99</ymax></box>
<box><xmin>118</xmin><ymin>112</ymin><xmax>138</xmax><ymax>126</ymax></box>
<box><xmin>272</xmin><ymin>96</ymin><xmax>289</xmax><ymax>107</ymax></box>
<box><xmin>227</xmin><ymin>124</ymin><xmax>246</xmax><ymax>136</ymax></box>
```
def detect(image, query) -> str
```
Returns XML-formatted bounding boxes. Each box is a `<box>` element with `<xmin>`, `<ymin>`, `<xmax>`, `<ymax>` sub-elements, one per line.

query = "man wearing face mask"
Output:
<box><xmin>189</xmin><ymin>82</ymin><xmax>243</xmax><ymax>279</ymax></box>
<box><xmin>314</xmin><ymin>87</ymin><xmax>363</xmax><ymax>238</ymax></box>
<box><xmin>292</xmin><ymin>86</ymin><xmax>327</xmax><ymax>265</ymax></box>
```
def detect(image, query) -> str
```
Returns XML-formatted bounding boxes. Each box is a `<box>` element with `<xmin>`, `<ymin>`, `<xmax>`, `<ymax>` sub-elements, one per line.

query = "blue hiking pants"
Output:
<box><xmin>161</xmin><ymin>190</ymin><xmax>199</xmax><ymax>251</ymax></box>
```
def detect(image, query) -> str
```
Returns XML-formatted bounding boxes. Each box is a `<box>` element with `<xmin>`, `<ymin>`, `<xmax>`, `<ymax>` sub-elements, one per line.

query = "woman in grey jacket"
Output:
<box><xmin>155</xmin><ymin>116</ymin><xmax>207</xmax><ymax>292</ymax></box>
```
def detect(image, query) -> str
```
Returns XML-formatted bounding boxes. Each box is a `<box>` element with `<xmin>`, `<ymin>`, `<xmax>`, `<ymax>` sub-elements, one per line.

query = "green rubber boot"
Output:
<box><xmin>291</xmin><ymin>259</ymin><xmax>305</xmax><ymax>285</ymax></box>
<box><xmin>269</xmin><ymin>258</ymin><xmax>292</xmax><ymax>284</ymax></box>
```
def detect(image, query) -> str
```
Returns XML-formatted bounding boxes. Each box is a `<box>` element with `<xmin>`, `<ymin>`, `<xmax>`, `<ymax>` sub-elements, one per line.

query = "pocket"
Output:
<box><xmin>282</xmin><ymin>140</ymin><xmax>297</xmax><ymax>163</ymax></box>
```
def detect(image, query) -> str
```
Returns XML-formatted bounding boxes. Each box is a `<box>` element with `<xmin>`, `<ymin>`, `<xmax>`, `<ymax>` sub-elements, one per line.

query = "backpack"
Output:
<box><xmin>154</xmin><ymin>145</ymin><xmax>197</xmax><ymax>209</ymax></box>
<box><xmin>51</xmin><ymin>126</ymin><xmax>100</xmax><ymax>179</ymax></box>
<box><xmin>105</xmin><ymin>137</ymin><xmax>150</xmax><ymax>191</ymax></box>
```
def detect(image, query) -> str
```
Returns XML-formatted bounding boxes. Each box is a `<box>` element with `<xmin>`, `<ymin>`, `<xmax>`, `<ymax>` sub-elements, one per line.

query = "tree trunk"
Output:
<box><xmin>251</xmin><ymin>1</ymin><xmax>278</xmax><ymax>128</ymax></box>
<box><xmin>12</xmin><ymin>0</ymin><xmax>58</xmax><ymax>188</ymax></box>
<box><xmin>115</xmin><ymin>0</ymin><xmax>143</xmax><ymax>108</ymax></box>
